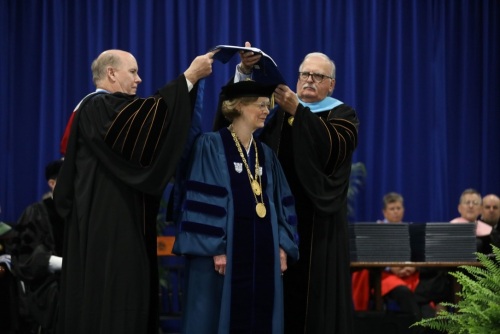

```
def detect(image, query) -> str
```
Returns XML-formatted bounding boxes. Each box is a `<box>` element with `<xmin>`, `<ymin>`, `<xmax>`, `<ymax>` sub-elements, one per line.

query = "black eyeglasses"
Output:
<box><xmin>298</xmin><ymin>72</ymin><xmax>333</xmax><ymax>83</ymax></box>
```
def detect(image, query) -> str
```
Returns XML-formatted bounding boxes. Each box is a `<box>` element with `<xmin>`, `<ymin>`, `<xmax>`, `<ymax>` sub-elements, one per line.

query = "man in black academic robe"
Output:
<box><xmin>10</xmin><ymin>160</ymin><xmax>64</xmax><ymax>334</ymax></box>
<box><xmin>54</xmin><ymin>49</ymin><xmax>214</xmax><ymax>334</ymax></box>
<box><xmin>214</xmin><ymin>48</ymin><xmax>359</xmax><ymax>333</ymax></box>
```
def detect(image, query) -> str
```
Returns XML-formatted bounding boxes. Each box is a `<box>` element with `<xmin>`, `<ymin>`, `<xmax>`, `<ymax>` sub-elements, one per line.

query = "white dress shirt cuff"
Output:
<box><xmin>48</xmin><ymin>255</ymin><xmax>63</xmax><ymax>272</ymax></box>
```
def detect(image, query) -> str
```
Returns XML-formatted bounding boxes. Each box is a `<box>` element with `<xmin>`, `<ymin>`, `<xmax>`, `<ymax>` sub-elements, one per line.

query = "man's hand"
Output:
<box><xmin>390</xmin><ymin>266</ymin><xmax>416</xmax><ymax>278</ymax></box>
<box><xmin>274</xmin><ymin>84</ymin><xmax>300</xmax><ymax>115</ymax></box>
<box><xmin>184</xmin><ymin>50</ymin><xmax>217</xmax><ymax>84</ymax></box>
<box><xmin>238</xmin><ymin>41</ymin><xmax>261</xmax><ymax>74</ymax></box>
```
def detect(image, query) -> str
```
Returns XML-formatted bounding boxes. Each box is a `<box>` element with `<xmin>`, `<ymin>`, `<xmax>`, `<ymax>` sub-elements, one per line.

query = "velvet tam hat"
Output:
<box><xmin>211</xmin><ymin>45</ymin><xmax>286</xmax><ymax>85</ymax></box>
<box><xmin>220</xmin><ymin>80</ymin><xmax>276</xmax><ymax>101</ymax></box>
<box><xmin>45</xmin><ymin>159</ymin><xmax>64</xmax><ymax>181</ymax></box>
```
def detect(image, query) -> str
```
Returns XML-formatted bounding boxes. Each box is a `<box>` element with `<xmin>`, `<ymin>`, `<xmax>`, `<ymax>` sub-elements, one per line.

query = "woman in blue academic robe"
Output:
<box><xmin>173</xmin><ymin>80</ymin><xmax>299</xmax><ymax>334</ymax></box>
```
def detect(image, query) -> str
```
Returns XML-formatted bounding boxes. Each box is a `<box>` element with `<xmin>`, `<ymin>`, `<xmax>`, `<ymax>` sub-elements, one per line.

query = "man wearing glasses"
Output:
<box><xmin>451</xmin><ymin>188</ymin><xmax>495</xmax><ymax>253</ymax></box>
<box><xmin>223</xmin><ymin>45</ymin><xmax>359</xmax><ymax>334</ymax></box>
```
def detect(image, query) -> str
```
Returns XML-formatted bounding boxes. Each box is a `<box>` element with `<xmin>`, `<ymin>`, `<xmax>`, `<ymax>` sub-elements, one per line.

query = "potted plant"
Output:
<box><xmin>412</xmin><ymin>245</ymin><xmax>500</xmax><ymax>333</ymax></box>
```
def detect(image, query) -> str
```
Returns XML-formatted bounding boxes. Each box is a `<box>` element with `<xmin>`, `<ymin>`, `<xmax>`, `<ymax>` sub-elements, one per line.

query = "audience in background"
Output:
<box><xmin>0</xmin><ymin>220</ymin><xmax>18</xmax><ymax>333</ymax></box>
<box><xmin>450</xmin><ymin>188</ymin><xmax>494</xmax><ymax>254</ymax></box>
<box><xmin>352</xmin><ymin>193</ymin><xmax>438</xmax><ymax>327</ymax></box>
<box><xmin>479</xmin><ymin>194</ymin><xmax>500</xmax><ymax>252</ymax></box>
<box><xmin>10</xmin><ymin>159</ymin><xmax>64</xmax><ymax>334</ymax></box>
<box><xmin>378</xmin><ymin>193</ymin><xmax>429</xmax><ymax>320</ymax></box>
<box><xmin>480</xmin><ymin>194</ymin><xmax>500</xmax><ymax>228</ymax></box>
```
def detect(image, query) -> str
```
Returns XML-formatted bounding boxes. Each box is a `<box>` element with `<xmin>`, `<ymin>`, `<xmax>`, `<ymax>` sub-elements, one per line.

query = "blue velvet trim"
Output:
<box><xmin>184</xmin><ymin>199</ymin><xmax>227</xmax><ymax>217</ymax></box>
<box><xmin>180</xmin><ymin>220</ymin><xmax>225</xmax><ymax>237</ymax></box>
<box><xmin>298</xmin><ymin>96</ymin><xmax>343</xmax><ymax>113</ymax></box>
<box><xmin>288</xmin><ymin>214</ymin><xmax>298</xmax><ymax>226</ymax></box>
<box><xmin>186</xmin><ymin>180</ymin><xmax>228</xmax><ymax>197</ymax></box>
<box><xmin>282</xmin><ymin>195</ymin><xmax>295</xmax><ymax>207</ymax></box>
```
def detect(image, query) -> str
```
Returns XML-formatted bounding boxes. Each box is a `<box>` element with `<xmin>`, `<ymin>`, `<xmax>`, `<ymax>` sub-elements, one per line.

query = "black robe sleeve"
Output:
<box><xmin>10</xmin><ymin>202</ymin><xmax>54</xmax><ymax>282</ymax></box>
<box><xmin>55</xmin><ymin>75</ymin><xmax>196</xmax><ymax>219</ymax></box>
<box><xmin>260</xmin><ymin>104</ymin><xmax>359</xmax><ymax>215</ymax></box>
<box><xmin>291</xmin><ymin>104</ymin><xmax>359</xmax><ymax>214</ymax></box>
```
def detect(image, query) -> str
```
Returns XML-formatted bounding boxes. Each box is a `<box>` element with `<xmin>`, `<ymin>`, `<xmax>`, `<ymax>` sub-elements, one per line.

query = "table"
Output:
<box><xmin>350</xmin><ymin>261</ymin><xmax>481</xmax><ymax>311</ymax></box>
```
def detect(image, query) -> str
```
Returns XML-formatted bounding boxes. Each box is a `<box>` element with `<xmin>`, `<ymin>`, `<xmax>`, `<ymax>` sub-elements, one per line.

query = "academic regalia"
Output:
<box><xmin>54</xmin><ymin>75</ymin><xmax>198</xmax><ymax>334</ymax></box>
<box><xmin>259</xmin><ymin>99</ymin><xmax>359</xmax><ymax>334</ymax></box>
<box><xmin>0</xmin><ymin>224</ymin><xmax>17</xmax><ymax>333</ymax></box>
<box><xmin>173</xmin><ymin>128</ymin><xmax>299</xmax><ymax>334</ymax></box>
<box><xmin>10</xmin><ymin>197</ymin><xmax>64</xmax><ymax>333</ymax></box>
<box><xmin>450</xmin><ymin>218</ymin><xmax>496</xmax><ymax>254</ymax></box>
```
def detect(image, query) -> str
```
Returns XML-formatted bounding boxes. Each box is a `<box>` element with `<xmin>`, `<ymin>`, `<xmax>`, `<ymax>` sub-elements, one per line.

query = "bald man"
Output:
<box><xmin>481</xmin><ymin>194</ymin><xmax>500</xmax><ymax>228</ymax></box>
<box><xmin>54</xmin><ymin>49</ymin><xmax>215</xmax><ymax>334</ymax></box>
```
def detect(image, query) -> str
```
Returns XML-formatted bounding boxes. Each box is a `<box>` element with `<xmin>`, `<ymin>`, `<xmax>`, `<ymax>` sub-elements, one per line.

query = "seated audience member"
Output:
<box><xmin>0</xmin><ymin>220</ymin><xmax>18</xmax><ymax>333</ymax></box>
<box><xmin>450</xmin><ymin>188</ymin><xmax>495</xmax><ymax>253</ymax></box>
<box><xmin>10</xmin><ymin>159</ymin><xmax>65</xmax><ymax>334</ymax></box>
<box><xmin>480</xmin><ymin>194</ymin><xmax>500</xmax><ymax>228</ymax></box>
<box><xmin>352</xmin><ymin>193</ymin><xmax>437</xmax><ymax>322</ymax></box>
<box><xmin>479</xmin><ymin>194</ymin><xmax>500</xmax><ymax>250</ymax></box>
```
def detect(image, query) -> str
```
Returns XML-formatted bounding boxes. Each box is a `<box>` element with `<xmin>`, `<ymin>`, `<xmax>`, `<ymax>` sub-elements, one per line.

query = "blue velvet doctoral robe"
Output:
<box><xmin>173</xmin><ymin>127</ymin><xmax>299</xmax><ymax>334</ymax></box>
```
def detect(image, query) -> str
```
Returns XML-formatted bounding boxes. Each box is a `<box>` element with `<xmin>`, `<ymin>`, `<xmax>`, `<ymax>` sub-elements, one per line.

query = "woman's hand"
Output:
<box><xmin>280</xmin><ymin>248</ymin><xmax>287</xmax><ymax>274</ymax></box>
<box><xmin>213</xmin><ymin>254</ymin><xmax>227</xmax><ymax>275</ymax></box>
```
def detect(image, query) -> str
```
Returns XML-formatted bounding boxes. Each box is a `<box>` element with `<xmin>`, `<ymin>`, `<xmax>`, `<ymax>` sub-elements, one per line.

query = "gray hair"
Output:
<box><xmin>459</xmin><ymin>188</ymin><xmax>482</xmax><ymax>204</ymax></box>
<box><xmin>299</xmin><ymin>52</ymin><xmax>336</xmax><ymax>79</ymax></box>
<box><xmin>91</xmin><ymin>52</ymin><xmax>121</xmax><ymax>86</ymax></box>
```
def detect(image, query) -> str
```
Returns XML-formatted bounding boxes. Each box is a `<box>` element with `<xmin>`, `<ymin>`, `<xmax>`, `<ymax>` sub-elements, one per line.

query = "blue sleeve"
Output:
<box><xmin>172</xmin><ymin>133</ymin><xmax>231</xmax><ymax>256</ymax></box>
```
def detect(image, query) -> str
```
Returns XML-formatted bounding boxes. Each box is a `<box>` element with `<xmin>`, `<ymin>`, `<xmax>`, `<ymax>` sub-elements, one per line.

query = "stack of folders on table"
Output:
<box><xmin>349</xmin><ymin>223</ymin><xmax>411</xmax><ymax>262</ymax></box>
<box><xmin>424</xmin><ymin>223</ymin><xmax>477</xmax><ymax>262</ymax></box>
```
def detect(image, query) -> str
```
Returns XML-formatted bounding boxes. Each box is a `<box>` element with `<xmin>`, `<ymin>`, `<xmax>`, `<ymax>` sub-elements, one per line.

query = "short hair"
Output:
<box><xmin>221</xmin><ymin>96</ymin><xmax>260</xmax><ymax>122</ymax></box>
<box><xmin>299</xmin><ymin>52</ymin><xmax>336</xmax><ymax>79</ymax></box>
<box><xmin>91</xmin><ymin>52</ymin><xmax>121</xmax><ymax>86</ymax></box>
<box><xmin>459</xmin><ymin>188</ymin><xmax>482</xmax><ymax>204</ymax></box>
<box><xmin>45</xmin><ymin>159</ymin><xmax>63</xmax><ymax>181</ymax></box>
<box><xmin>382</xmin><ymin>192</ymin><xmax>404</xmax><ymax>209</ymax></box>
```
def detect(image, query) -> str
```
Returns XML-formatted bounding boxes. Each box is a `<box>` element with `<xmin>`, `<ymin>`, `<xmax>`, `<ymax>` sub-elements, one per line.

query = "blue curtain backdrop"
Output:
<box><xmin>1</xmin><ymin>0</ymin><xmax>499</xmax><ymax>224</ymax></box>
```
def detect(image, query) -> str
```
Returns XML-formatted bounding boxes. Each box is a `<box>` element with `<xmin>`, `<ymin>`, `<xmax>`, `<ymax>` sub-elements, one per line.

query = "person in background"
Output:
<box><xmin>215</xmin><ymin>42</ymin><xmax>359</xmax><ymax>334</ymax></box>
<box><xmin>480</xmin><ymin>194</ymin><xmax>500</xmax><ymax>228</ymax></box>
<box><xmin>377</xmin><ymin>193</ymin><xmax>420</xmax><ymax>295</ymax></box>
<box><xmin>353</xmin><ymin>193</ymin><xmax>436</xmax><ymax>327</ymax></box>
<box><xmin>0</xmin><ymin>219</ymin><xmax>17</xmax><ymax>333</ymax></box>
<box><xmin>53</xmin><ymin>49</ymin><xmax>215</xmax><ymax>334</ymax></box>
<box><xmin>173</xmin><ymin>80</ymin><xmax>299</xmax><ymax>333</ymax></box>
<box><xmin>478</xmin><ymin>193</ymin><xmax>500</xmax><ymax>253</ymax></box>
<box><xmin>450</xmin><ymin>188</ymin><xmax>494</xmax><ymax>254</ymax></box>
<box><xmin>10</xmin><ymin>160</ymin><xmax>64</xmax><ymax>334</ymax></box>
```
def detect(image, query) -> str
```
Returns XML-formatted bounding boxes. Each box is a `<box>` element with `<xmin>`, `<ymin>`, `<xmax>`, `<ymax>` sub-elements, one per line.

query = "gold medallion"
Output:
<box><xmin>256</xmin><ymin>203</ymin><xmax>267</xmax><ymax>218</ymax></box>
<box><xmin>287</xmin><ymin>116</ymin><xmax>294</xmax><ymax>126</ymax></box>
<box><xmin>251</xmin><ymin>180</ymin><xmax>262</xmax><ymax>196</ymax></box>
<box><xmin>230</xmin><ymin>128</ymin><xmax>266</xmax><ymax>219</ymax></box>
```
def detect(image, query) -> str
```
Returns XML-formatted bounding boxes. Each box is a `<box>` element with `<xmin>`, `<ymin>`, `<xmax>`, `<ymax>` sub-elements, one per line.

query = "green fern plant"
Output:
<box><xmin>411</xmin><ymin>245</ymin><xmax>500</xmax><ymax>333</ymax></box>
